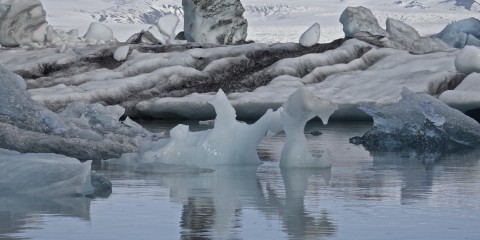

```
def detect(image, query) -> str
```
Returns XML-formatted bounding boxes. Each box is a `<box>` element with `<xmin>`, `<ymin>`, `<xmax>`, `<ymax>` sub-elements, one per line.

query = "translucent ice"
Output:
<box><xmin>109</xmin><ymin>89</ymin><xmax>282</xmax><ymax>168</ymax></box>
<box><xmin>0</xmin><ymin>149</ymin><xmax>93</xmax><ymax>196</ymax></box>
<box><xmin>351</xmin><ymin>88</ymin><xmax>480</xmax><ymax>152</ymax></box>
<box><xmin>279</xmin><ymin>87</ymin><xmax>338</xmax><ymax>168</ymax></box>
<box><xmin>108</xmin><ymin>87</ymin><xmax>338</xmax><ymax>169</ymax></box>
<box><xmin>339</xmin><ymin>6</ymin><xmax>388</xmax><ymax>37</ymax></box>
<box><xmin>436</xmin><ymin>17</ymin><xmax>480</xmax><ymax>48</ymax></box>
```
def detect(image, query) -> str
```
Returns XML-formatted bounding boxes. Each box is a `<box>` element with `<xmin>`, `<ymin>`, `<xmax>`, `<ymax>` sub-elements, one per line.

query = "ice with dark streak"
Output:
<box><xmin>350</xmin><ymin>88</ymin><xmax>480</xmax><ymax>154</ymax></box>
<box><xmin>108</xmin><ymin>87</ymin><xmax>338</xmax><ymax>169</ymax></box>
<box><xmin>0</xmin><ymin>65</ymin><xmax>157</xmax><ymax>160</ymax></box>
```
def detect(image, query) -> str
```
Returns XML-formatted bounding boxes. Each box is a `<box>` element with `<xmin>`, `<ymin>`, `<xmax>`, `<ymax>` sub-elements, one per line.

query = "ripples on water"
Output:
<box><xmin>1</xmin><ymin>121</ymin><xmax>480</xmax><ymax>240</ymax></box>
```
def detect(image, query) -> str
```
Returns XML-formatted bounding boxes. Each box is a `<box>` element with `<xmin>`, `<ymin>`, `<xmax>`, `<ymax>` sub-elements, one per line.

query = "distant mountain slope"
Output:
<box><xmin>83</xmin><ymin>0</ymin><xmax>479</xmax><ymax>25</ymax></box>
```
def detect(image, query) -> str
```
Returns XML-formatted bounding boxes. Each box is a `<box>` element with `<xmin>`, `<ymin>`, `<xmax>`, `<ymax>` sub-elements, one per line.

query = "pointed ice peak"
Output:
<box><xmin>208</xmin><ymin>89</ymin><xmax>237</xmax><ymax>125</ymax></box>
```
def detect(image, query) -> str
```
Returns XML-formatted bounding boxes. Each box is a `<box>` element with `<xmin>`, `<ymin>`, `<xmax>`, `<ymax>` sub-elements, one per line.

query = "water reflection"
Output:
<box><xmin>149</xmin><ymin>164</ymin><xmax>336</xmax><ymax>239</ymax></box>
<box><xmin>370</xmin><ymin>149</ymin><xmax>480</xmax><ymax>205</ymax></box>
<box><xmin>0</xmin><ymin>196</ymin><xmax>91</xmax><ymax>239</ymax></box>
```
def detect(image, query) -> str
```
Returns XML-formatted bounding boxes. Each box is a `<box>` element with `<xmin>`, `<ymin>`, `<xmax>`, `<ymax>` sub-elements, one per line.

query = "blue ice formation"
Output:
<box><xmin>436</xmin><ymin>18</ymin><xmax>480</xmax><ymax>48</ymax></box>
<box><xmin>350</xmin><ymin>88</ymin><xmax>480</xmax><ymax>152</ymax></box>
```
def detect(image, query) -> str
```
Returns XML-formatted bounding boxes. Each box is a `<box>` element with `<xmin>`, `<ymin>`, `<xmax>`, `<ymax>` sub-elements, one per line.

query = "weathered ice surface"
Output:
<box><xmin>436</xmin><ymin>17</ymin><xmax>480</xmax><ymax>48</ymax></box>
<box><xmin>0</xmin><ymin>0</ymin><xmax>47</xmax><ymax>47</ymax></box>
<box><xmin>350</xmin><ymin>88</ymin><xmax>480</xmax><ymax>153</ymax></box>
<box><xmin>339</xmin><ymin>6</ymin><xmax>388</xmax><ymax>37</ymax></box>
<box><xmin>0</xmin><ymin>65</ymin><xmax>157</xmax><ymax>160</ymax></box>
<box><xmin>440</xmin><ymin>72</ymin><xmax>480</xmax><ymax>112</ymax></box>
<box><xmin>299</xmin><ymin>23</ymin><xmax>320</xmax><ymax>47</ymax></box>
<box><xmin>183</xmin><ymin>0</ymin><xmax>248</xmax><ymax>44</ymax></box>
<box><xmin>385</xmin><ymin>18</ymin><xmax>449</xmax><ymax>54</ymax></box>
<box><xmin>454</xmin><ymin>45</ymin><xmax>480</xmax><ymax>74</ymax></box>
<box><xmin>83</xmin><ymin>22</ymin><xmax>114</xmax><ymax>43</ymax></box>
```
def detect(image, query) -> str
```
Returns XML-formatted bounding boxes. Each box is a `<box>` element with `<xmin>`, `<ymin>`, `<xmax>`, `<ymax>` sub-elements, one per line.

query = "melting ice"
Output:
<box><xmin>107</xmin><ymin>87</ymin><xmax>338</xmax><ymax>169</ymax></box>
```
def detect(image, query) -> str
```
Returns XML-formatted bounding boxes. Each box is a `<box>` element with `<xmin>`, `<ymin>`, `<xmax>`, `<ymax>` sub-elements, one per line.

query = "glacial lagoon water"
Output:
<box><xmin>1</xmin><ymin>121</ymin><xmax>480</xmax><ymax>240</ymax></box>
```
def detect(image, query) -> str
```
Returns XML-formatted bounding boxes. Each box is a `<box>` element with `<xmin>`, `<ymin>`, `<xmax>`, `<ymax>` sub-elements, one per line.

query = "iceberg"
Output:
<box><xmin>182</xmin><ymin>0</ymin><xmax>248</xmax><ymax>44</ymax></box>
<box><xmin>83</xmin><ymin>22</ymin><xmax>114</xmax><ymax>43</ymax></box>
<box><xmin>385</xmin><ymin>18</ymin><xmax>449</xmax><ymax>54</ymax></box>
<box><xmin>107</xmin><ymin>87</ymin><xmax>337</xmax><ymax>169</ymax></box>
<box><xmin>108</xmin><ymin>89</ymin><xmax>282</xmax><ymax>168</ymax></box>
<box><xmin>436</xmin><ymin>17</ymin><xmax>480</xmax><ymax>48</ymax></box>
<box><xmin>279</xmin><ymin>87</ymin><xmax>338</xmax><ymax>168</ymax></box>
<box><xmin>299</xmin><ymin>23</ymin><xmax>320</xmax><ymax>47</ymax></box>
<box><xmin>339</xmin><ymin>6</ymin><xmax>388</xmax><ymax>37</ymax></box>
<box><xmin>454</xmin><ymin>45</ymin><xmax>480</xmax><ymax>74</ymax></box>
<box><xmin>0</xmin><ymin>65</ymin><xmax>156</xmax><ymax>160</ymax></box>
<box><xmin>156</xmin><ymin>14</ymin><xmax>179</xmax><ymax>41</ymax></box>
<box><xmin>350</xmin><ymin>88</ymin><xmax>480</xmax><ymax>153</ymax></box>
<box><xmin>0</xmin><ymin>0</ymin><xmax>47</xmax><ymax>47</ymax></box>
<box><xmin>0</xmin><ymin>149</ymin><xmax>108</xmax><ymax>197</ymax></box>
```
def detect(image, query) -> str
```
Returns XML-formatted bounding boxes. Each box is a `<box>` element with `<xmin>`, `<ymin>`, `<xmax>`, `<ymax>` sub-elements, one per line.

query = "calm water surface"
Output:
<box><xmin>1</xmin><ymin>121</ymin><xmax>480</xmax><ymax>240</ymax></box>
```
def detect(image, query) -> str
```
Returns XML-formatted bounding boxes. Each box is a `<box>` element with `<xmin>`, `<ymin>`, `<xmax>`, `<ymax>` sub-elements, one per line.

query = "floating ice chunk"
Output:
<box><xmin>386</xmin><ymin>18</ymin><xmax>420</xmax><ymax>44</ymax></box>
<box><xmin>454</xmin><ymin>45</ymin><xmax>480</xmax><ymax>74</ymax></box>
<box><xmin>351</xmin><ymin>88</ymin><xmax>480</xmax><ymax>153</ymax></box>
<box><xmin>280</xmin><ymin>87</ymin><xmax>338</xmax><ymax>168</ymax></box>
<box><xmin>0</xmin><ymin>149</ymin><xmax>93</xmax><ymax>196</ymax></box>
<box><xmin>109</xmin><ymin>89</ymin><xmax>281</xmax><ymax>168</ymax></box>
<box><xmin>339</xmin><ymin>6</ymin><xmax>388</xmax><ymax>37</ymax></box>
<box><xmin>113</xmin><ymin>45</ymin><xmax>129</xmax><ymax>62</ymax></box>
<box><xmin>183</xmin><ymin>0</ymin><xmax>248</xmax><ymax>44</ymax></box>
<box><xmin>0</xmin><ymin>0</ymin><xmax>47</xmax><ymax>47</ymax></box>
<box><xmin>83</xmin><ymin>22</ymin><xmax>113</xmax><ymax>42</ymax></box>
<box><xmin>299</xmin><ymin>23</ymin><xmax>320</xmax><ymax>47</ymax></box>
<box><xmin>436</xmin><ymin>17</ymin><xmax>480</xmax><ymax>48</ymax></box>
<box><xmin>156</xmin><ymin>14</ymin><xmax>179</xmax><ymax>40</ymax></box>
